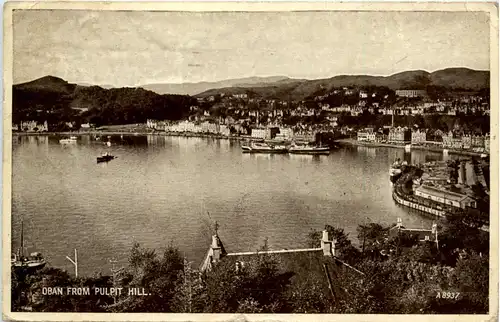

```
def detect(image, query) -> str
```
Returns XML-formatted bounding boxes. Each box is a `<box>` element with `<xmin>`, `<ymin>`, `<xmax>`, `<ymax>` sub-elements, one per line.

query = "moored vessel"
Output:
<box><xmin>11</xmin><ymin>221</ymin><xmax>46</xmax><ymax>272</ymax></box>
<box><xmin>97</xmin><ymin>152</ymin><xmax>116</xmax><ymax>163</ymax></box>
<box><xmin>288</xmin><ymin>143</ymin><xmax>330</xmax><ymax>155</ymax></box>
<box><xmin>241</xmin><ymin>142</ymin><xmax>287</xmax><ymax>154</ymax></box>
<box><xmin>59</xmin><ymin>136</ymin><xmax>78</xmax><ymax>144</ymax></box>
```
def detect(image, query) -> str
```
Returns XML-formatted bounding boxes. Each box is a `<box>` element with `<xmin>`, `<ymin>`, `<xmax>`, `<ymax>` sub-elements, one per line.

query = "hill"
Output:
<box><xmin>195</xmin><ymin>68</ymin><xmax>489</xmax><ymax>101</ymax></box>
<box><xmin>141</xmin><ymin>76</ymin><xmax>293</xmax><ymax>95</ymax></box>
<box><xmin>15</xmin><ymin>75</ymin><xmax>77</xmax><ymax>94</ymax></box>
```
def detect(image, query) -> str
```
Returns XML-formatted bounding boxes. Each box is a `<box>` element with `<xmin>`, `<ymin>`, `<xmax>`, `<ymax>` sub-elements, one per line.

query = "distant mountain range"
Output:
<box><xmin>14</xmin><ymin>67</ymin><xmax>489</xmax><ymax>101</ymax></box>
<box><xmin>140</xmin><ymin>76</ymin><xmax>304</xmax><ymax>96</ymax></box>
<box><xmin>194</xmin><ymin>68</ymin><xmax>490</xmax><ymax>101</ymax></box>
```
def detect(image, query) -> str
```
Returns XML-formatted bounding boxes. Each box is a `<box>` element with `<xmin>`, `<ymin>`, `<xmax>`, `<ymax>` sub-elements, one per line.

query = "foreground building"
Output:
<box><xmin>200</xmin><ymin>230</ymin><xmax>364</xmax><ymax>301</ymax></box>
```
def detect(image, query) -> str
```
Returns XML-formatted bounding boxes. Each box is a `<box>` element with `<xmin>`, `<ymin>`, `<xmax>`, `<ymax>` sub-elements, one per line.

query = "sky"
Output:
<box><xmin>13</xmin><ymin>10</ymin><xmax>491</xmax><ymax>87</ymax></box>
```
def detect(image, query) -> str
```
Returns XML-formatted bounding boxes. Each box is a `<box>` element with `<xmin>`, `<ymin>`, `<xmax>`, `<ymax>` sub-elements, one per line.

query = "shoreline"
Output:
<box><xmin>12</xmin><ymin>132</ymin><xmax>490</xmax><ymax>157</ymax></box>
<box><xmin>12</xmin><ymin>131</ymin><xmax>257</xmax><ymax>141</ymax></box>
<box><xmin>337</xmin><ymin>138</ymin><xmax>487</xmax><ymax>157</ymax></box>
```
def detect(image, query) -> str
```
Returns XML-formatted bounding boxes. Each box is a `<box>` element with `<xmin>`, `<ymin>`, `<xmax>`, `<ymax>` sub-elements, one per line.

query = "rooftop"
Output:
<box><xmin>201</xmin><ymin>231</ymin><xmax>364</xmax><ymax>302</ymax></box>
<box><xmin>415</xmin><ymin>185</ymin><xmax>473</xmax><ymax>202</ymax></box>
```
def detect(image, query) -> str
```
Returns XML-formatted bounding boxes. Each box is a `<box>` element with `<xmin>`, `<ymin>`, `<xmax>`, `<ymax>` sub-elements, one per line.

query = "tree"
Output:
<box><xmin>12</xmin><ymin>267</ymin><xmax>113</xmax><ymax>312</ymax></box>
<box><xmin>112</xmin><ymin>243</ymin><xmax>184</xmax><ymax>312</ymax></box>
<box><xmin>357</xmin><ymin>223</ymin><xmax>388</xmax><ymax>259</ymax></box>
<box><xmin>171</xmin><ymin>258</ymin><xmax>207</xmax><ymax>313</ymax></box>
<box><xmin>438</xmin><ymin>214</ymin><xmax>489</xmax><ymax>266</ymax></box>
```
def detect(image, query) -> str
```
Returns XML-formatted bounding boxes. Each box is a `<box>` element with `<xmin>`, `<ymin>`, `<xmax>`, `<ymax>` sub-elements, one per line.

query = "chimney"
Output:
<box><xmin>431</xmin><ymin>223</ymin><xmax>437</xmax><ymax>235</ymax></box>
<box><xmin>458</xmin><ymin>162</ymin><xmax>466</xmax><ymax>185</ymax></box>
<box><xmin>321</xmin><ymin>230</ymin><xmax>335</xmax><ymax>257</ymax></box>
<box><xmin>211</xmin><ymin>235</ymin><xmax>222</xmax><ymax>262</ymax></box>
<box><xmin>397</xmin><ymin>218</ymin><xmax>402</xmax><ymax>229</ymax></box>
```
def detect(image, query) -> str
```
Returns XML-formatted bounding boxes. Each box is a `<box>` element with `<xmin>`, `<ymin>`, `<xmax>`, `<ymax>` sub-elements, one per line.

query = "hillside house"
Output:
<box><xmin>395</xmin><ymin>89</ymin><xmax>427</xmax><ymax>98</ymax></box>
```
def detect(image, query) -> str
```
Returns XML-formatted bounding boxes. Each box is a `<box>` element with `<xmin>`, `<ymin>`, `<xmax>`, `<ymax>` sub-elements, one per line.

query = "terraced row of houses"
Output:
<box><xmin>146</xmin><ymin>119</ymin><xmax>232</xmax><ymax>136</ymax></box>
<box><xmin>357</xmin><ymin>127</ymin><xmax>490</xmax><ymax>153</ymax></box>
<box><xmin>13</xmin><ymin>120</ymin><xmax>49</xmax><ymax>132</ymax></box>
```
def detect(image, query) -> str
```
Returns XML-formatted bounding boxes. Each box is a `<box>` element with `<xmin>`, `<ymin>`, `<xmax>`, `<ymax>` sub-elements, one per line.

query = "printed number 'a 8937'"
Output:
<box><xmin>436</xmin><ymin>292</ymin><xmax>460</xmax><ymax>299</ymax></box>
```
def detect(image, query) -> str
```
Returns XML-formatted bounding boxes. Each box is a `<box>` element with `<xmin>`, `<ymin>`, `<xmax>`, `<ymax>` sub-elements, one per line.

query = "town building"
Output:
<box><xmin>461</xmin><ymin>135</ymin><xmax>472</xmax><ymax>149</ymax></box>
<box><xmin>395</xmin><ymin>89</ymin><xmax>427</xmax><ymax>98</ymax></box>
<box><xmin>388</xmin><ymin>127</ymin><xmax>411</xmax><ymax>144</ymax></box>
<box><xmin>442</xmin><ymin>131</ymin><xmax>463</xmax><ymax>149</ymax></box>
<box><xmin>20</xmin><ymin>120</ymin><xmax>48</xmax><ymax>132</ymax></box>
<box><xmin>471</xmin><ymin>135</ymin><xmax>485</xmax><ymax>150</ymax></box>
<box><xmin>357</xmin><ymin>127</ymin><xmax>376</xmax><ymax>142</ymax></box>
<box><xmin>275</xmin><ymin>128</ymin><xmax>293</xmax><ymax>141</ymax></box>
<box><xmin>233</xmin><ymin>93</ymin><xmax>248</xmax><ymax>99</ymax></box>
<box><xmin>388</xmin><ymin>218</ymin><xmax>439</xmax><ymax>245</ymax></box>
<box><xmin>414</xmin><ymin>185</ymin><xmax>477</xmax><ymax>209</ymax></box>
<box><xmin>411</xmin><ymin>129</ymin><xmax>427</xmax><ymax>145</ymax></box>
<box><xmin>251</xmin><ymin>128</ymin><xmax>270</xmax><ymax>140</ymax></box>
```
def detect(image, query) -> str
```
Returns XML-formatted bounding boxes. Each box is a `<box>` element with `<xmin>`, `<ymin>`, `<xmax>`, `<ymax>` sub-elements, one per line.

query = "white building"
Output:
<box><xmin>251</xmin><ymin>128</ymin><xmax>270</xmax><ymax>139</ymax></box>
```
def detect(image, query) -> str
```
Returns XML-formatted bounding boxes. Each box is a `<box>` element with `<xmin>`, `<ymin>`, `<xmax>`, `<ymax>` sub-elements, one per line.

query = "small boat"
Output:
<box><xmin>97</xmin><ymin>152</ymin><xmax>116</xmax><ymax>163</ymax></box>
<box><xmin>59</xmin><ymin>136</ymin><xmax>78</xmax><ymax>144</ymax></box>
<box><xmin>241</xmin><ymin>142</ymin><xmax>287</xmax><ymax>154</ymax></box>
<box><xmin>288</xmin><ymin>143</ymin><xmax>330</xmax><ymax>155</ymax></box>
<box><xmin>12</xmin><ymin>221</ymin><xmax>46</xmax><ymax>272</ymax></box>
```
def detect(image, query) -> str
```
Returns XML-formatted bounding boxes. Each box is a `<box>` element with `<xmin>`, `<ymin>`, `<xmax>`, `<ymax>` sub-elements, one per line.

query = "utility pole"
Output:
<box><xmin>66</xmin><ymin>249</ymin><xmax>78</xmax><ymax>278</ymax></box>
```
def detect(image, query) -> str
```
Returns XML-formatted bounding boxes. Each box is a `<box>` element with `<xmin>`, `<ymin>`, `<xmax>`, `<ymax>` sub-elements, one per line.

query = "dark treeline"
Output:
<box><xmin>12</xmin><ymin>212</ymin><xmax>489</xmax><ymax>314</ymax></box>
<box><xmin>13</xmin><ymin>84</ymin><xmax>198</xmax><ymax>128</ymax></box>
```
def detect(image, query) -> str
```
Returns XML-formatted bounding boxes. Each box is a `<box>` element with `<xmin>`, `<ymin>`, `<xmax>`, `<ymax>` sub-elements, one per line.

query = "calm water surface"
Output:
<box><xmin>12</xmin><ymin>135</ymin><xmax>448</xmax><ymax>275</ymax></box>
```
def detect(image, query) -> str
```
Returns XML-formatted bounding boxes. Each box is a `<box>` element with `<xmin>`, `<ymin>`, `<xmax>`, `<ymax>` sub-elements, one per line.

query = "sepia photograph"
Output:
<box><xmin>2</xmin><ymin>2</ymin><xmax>498</xmax><ymax>320</ymax></box>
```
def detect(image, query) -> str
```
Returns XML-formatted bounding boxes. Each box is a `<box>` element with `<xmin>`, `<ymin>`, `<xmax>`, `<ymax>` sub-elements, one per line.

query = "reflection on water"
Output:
<box><xmin>12</xmin><ymin>135</ymin><xmax>447</xmax><ymax>275</ymax></box>
<box><xmin>356</xmin><ymin>146</ymin><xmax>377</xmax><ymax>158</ymax></box>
